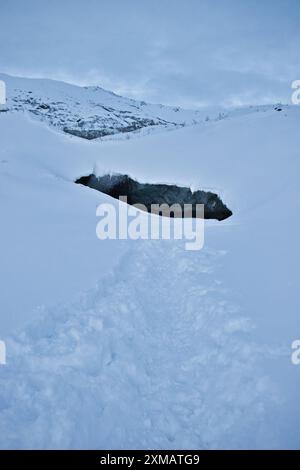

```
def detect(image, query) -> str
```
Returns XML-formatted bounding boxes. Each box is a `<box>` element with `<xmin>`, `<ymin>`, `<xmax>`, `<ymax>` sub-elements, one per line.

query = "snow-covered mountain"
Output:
<box><xmin>0</xmin><ymin>73</ymin><xmax>208</xmax><ymax>140</ymax></box>
<box><xmin>0</xmin><ymin>73</ymin><xmax>288</xmax><ymax>142</ymax></box>
<box><xmin>0</xmin><ymin>75</ymin><xmax>300</xmax><ymax>449</ymax></box>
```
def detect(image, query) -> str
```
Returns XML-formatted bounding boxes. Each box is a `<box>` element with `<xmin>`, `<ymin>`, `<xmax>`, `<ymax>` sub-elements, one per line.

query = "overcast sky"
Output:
<box><xmin>0</xmin><ymin>0</ymin><xmax>299</xmax><ymax>107</ymax></box>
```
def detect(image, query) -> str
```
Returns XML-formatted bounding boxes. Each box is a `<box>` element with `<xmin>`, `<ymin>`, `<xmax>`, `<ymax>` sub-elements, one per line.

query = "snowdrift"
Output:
<box><xmin>0</xmin><ymin>75</ymin><xmax>300</xmax><ymax>449</ymax></box>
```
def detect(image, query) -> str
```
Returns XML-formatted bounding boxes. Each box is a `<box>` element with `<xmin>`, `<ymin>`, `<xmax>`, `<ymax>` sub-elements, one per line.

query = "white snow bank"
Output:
<box><xmin>0</xmin><ymin>241</ymin><xmax>285</xmax><ymax>449</ymax></box>
<box><xmin>1</xmin><ymin>92</ymin><xmax>300</xmax><ymax>448</ymax></box>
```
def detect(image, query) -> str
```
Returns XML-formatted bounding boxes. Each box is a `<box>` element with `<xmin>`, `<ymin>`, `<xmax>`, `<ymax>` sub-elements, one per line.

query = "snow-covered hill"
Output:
<box><xmin>0</xmin><ymin>75</ymin><xmax>300</xmax><ymax>449</ymax></box>
<box><xmin>1</xmin><ymin>73</ymin><xmax>288</xmax><ymax>142</ymax></box>
<box><xmin>0</xmin><ymin>73</ymin><xmax>209</xmax><ymax>140</ymax></box>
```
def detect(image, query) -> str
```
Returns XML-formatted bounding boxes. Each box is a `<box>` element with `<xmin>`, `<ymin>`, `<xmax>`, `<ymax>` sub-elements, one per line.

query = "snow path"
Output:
<box><xmin>0</xmin><ymin>240</ymin><xmax>282</xmax><ymax>449</ymax></box>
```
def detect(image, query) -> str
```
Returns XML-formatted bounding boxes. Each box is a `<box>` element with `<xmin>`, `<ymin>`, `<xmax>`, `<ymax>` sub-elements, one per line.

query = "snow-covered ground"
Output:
<box><xmin>0</xmin><ymin>76</ymin><xmax>300</xmax><ymax>449</ymax></box>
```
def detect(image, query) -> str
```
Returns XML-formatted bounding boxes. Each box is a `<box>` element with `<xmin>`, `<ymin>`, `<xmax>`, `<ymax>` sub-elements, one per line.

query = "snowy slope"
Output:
<box><xmin>0</xmin><ymin>77</ymin><xmax>300</xmax><ymax>449</ymax></box>
<box><xmin>1</xmin><ymin>73</ymin><xmax>285</xmax><ymax>142</ymax></box>
<box><xmin>0</xmin><ymin>241</ymin><xmax>282</xmax><ymax>449</ymax></box>
<box><xmin>0</xmin><ymin>73</ymin><xmax>208</xmax><ymax>140</ymax></box>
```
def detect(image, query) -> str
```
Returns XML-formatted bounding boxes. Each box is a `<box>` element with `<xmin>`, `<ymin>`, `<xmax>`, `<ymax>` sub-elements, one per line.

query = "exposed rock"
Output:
<box><xmin>63</xmin><ymin>128</ymin><xmax>114</xmax><ymax>139</ymax></box>
<box><xmin>75</xmin><ymin>173</ymin><xmax>232</xmax><ymax>221</ymax></box>
<box><xmin>2</xmin><ymin>76</ymin><xmax>202</xmax><ymax>140</ymax></box>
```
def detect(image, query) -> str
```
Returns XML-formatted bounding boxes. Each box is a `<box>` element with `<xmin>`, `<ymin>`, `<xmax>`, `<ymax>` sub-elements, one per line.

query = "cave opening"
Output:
<box><xmin>75</xmin><ymin>173</ymin><xmax>232</xmax><ymax>221</ymax></box>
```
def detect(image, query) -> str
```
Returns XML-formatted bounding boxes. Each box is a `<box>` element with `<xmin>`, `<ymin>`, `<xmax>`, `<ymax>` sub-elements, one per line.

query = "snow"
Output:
<box><xmin>0</xmin><ymin>76</ymin><xmax>300</xmax><ymax>449</ymax></box>
<box><xmin>0</xmin><ymin>73</ymin><xmax>209</xmax><ymax>140</ymax></box>
<box><xmin>0</xmin><ymin>241</ymin><xmax>284</xmax><ymax>449</ymax></box>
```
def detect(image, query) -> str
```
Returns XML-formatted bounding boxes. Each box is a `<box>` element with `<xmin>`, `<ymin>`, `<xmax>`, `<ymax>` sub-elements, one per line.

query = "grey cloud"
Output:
<box><xmin>0</xmin><ymin>0</ymin><xmax>299</xmax><ymax>107</ymax></box>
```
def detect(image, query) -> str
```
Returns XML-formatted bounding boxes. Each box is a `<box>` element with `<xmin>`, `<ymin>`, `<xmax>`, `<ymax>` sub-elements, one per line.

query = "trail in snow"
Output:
<box><xmin>0</xmin><ymin>240</ymin><xmax>282</xmax><ymax>449</ymax></box>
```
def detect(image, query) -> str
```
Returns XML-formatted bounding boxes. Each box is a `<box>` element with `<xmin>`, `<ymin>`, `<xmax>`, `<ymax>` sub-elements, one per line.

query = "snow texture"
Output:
<box><xmin>0</xmin><ymin>75</ymin><xmax>300</xmax><ymax>449</ymax></box>
<box><xmin>0</xmin><ymin>241</ymin><xmax>283</xmax><ymax>449</ymax></box>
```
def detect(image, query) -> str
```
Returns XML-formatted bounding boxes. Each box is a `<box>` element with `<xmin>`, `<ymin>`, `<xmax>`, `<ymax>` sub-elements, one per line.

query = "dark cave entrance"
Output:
<box><xmin>75</xmin><ymin>173</ymin><xmax>232</xmax><ymax>221</ymax></box>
